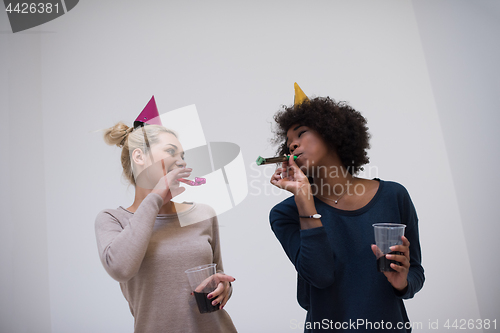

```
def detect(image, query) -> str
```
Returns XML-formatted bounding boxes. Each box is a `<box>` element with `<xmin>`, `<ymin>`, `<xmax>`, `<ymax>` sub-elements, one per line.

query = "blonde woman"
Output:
<box><xmin>95</xmin><ymin>98</ymin><xmax>237</xmax><ymax>333</ymax></box>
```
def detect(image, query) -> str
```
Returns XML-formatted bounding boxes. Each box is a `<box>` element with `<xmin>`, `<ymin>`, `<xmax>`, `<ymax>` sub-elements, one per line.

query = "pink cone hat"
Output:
<box><xmin>134</xmin><ymin>96</ymin><xmax>162</xmax><ymax>128</ymax></box>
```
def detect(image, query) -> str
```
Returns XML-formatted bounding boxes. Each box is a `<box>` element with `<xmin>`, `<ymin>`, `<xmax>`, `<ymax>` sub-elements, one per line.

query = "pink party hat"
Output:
<box><xmin>134</xmin><ymin>96</ymin><xmax>162</xmax><ymax>128</ymax></box>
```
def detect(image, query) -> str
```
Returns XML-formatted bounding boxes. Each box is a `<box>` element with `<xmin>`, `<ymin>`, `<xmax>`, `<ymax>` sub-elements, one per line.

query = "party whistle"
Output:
<box><xmin>255</xmin><ymin>155</ymin><xmax>298</xmax><ymax>166</ymax></box>
<box><xmin>178</xmin><ymin>177</ymin><xmax>206</xmax><ymax>186</ymax></box>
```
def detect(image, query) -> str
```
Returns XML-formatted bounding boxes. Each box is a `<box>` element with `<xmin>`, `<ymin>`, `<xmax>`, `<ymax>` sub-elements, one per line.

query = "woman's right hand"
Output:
<box><xmin>152</xmin><ymin>167</ymin><xmax>192</xmax><ymax>203</ymax></box>
<box><xmin>270</xmin><ymin>155</ymin><xmax>312</xmax><ymax>197</ymax></box>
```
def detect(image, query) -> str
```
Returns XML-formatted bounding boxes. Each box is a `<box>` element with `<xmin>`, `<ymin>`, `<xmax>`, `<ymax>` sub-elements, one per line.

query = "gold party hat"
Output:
<box><xmin>294</xmin><ymin>82</ymin><xmax>309</xmax><ymax>105</ymax></box>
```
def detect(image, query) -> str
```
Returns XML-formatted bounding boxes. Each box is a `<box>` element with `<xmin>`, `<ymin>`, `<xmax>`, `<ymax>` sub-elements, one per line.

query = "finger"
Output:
<box><xmin>211</xmin><ymin>282</ymin><xmax>231</xmax><ymax>308</ymax></box>
<box><xmin>194</xmin><ymin>275</ymin><xmax>213</xmax><ymax>293</ymax></box>
<box><xmin>207</xmin><ymin>282</ymin><xmax>224</xmax><ymax>299</ymax></box>
<box><xmin>286</xmin><ymin>158</ymin><xmax>304</xmax><ymax>178</ymax></box>
<box><xmin>214</xmin><ymin>274</ymin><xmax>235</xmax><ymax>282</ymax></box>
<box><xmin>390</xmin><ymin>245</ymin><xmax>410</xmax><ymax>260</ymax></box>
<box><xmin>371</xmin><ymin>244</ymin><xmax>383</xmax><ymax>258</ymax></box>
<box><xmin>174</xmin><ymin>171</ymin><xmax>192</xmax><ymax>179</ymax></box>
<box><xmin>282</xmin><ymin>161</ymin><xmax>290</xmax><ymax>178</ymax></box>
<box><xmin>288</xmin><ymin>154</ymin><xmax>301</xmax><ymax>169</ymax></box>
<box><xmin>386</xmin><ymin>253</ymin><xmax>409</xmax><ymax>266</ymax></box>
<box><xmin>168</xmin><ymin>167</ymin><xmax>192</xmax><ymax>179</ymax></box>
<box><xmin>400</xmin><ymin>235</ymin><xmax>409</xmax><ymax>247</ymax></box>
<box><xmin>271</xmin><ymin>170</ymin><xmax>283</xmax><ymax>182</ymax></box>
<box><xmin>391</xmin><ymin>236</ymin><xmax>410</xmax><ymax>253</ymax></box>
<box><xmin>389</xmin><ymin>262</ymin><xmax>407</xmax><ymax>273</ymax></box>
<box><xmin>171</xmin><ymin>172</ymin><xmax>192</xmax><ymax>182</ymax></box>
<box><xmin>271</xmin><ymin>177</ymin><xmax>283</xmax><ymax>188</ymax></box>
<box><xmin>220</xmin><ymin>284</ymin><xmax>231</xmax><ymax>309</ymax></box>
<box><xmin>212</xmin><ymin>292</ymin><xmax>225</xmax><ymax>307</ymax></box>
<box><xmin>271</xmin><ymin>168</ymin><xmax>285</xmax><ymax>180</ymax></box>
<box><xmin>220</xmin><ymin>294</ymin><xmax>229</xmax><ymax>309</ymax></box>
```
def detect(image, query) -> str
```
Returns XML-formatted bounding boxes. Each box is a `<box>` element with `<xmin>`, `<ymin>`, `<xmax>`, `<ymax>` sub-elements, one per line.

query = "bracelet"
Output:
<box><xmin>298</xmin><ymin>213</ymin><xmax>321</xmax><ymax>219</ymax></box>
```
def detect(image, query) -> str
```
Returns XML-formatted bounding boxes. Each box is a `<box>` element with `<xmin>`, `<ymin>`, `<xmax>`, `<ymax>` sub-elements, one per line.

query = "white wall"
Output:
<box><xmin>1</xmin><ymin>1</ymin><xmax>498</xmax><ymax>332</ymax></box>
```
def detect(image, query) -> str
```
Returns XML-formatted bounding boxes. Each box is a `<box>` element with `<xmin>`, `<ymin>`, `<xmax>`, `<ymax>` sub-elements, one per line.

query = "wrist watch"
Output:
<box><xmin>298</xmin><ymin>214</ymin><xmax>321</xmax><ymax>219</ymax></box>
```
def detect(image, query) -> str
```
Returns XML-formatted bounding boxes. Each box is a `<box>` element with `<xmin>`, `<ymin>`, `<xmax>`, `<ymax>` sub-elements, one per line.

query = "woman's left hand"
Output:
<box><xmin>371</xmin><ymin>236</ymin><xmax>410</xmax><ymax>292</ymax></box>
<box><xmin>208</xmin><ymin>273</ymin><xmax>235</xmax><ymax>309</ymax></box>
<box><xmin>192</xmin><ymin>273</ymin><xmax>235</xmax><ymax>310</ymax></box>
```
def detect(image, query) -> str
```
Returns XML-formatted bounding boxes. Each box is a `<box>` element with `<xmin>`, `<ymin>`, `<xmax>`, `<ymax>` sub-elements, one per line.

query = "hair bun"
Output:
<box><xmin>103</xmin><ymin>122</ymin><xmax>132</xmax><ymax>147</ymax></box>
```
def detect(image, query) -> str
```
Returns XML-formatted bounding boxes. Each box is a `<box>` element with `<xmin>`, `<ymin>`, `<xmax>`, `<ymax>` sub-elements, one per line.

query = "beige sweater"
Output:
<box><xmin>95</xmin><ymin>193</ymin><xmax>237</xmax><ymax>333</ymax></box>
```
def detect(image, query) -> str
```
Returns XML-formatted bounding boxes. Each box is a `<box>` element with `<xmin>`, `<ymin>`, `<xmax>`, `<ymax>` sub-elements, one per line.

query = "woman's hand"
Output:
<box><xmin>371</xmin><ymin>236</ymin><xmax>410</xmax><ymax>292</ymax></box>
<box><xmin>192</xmin><ymin>273</ymin><xmax>235</xmax><ymax>310</ymax></box>
<box><xmin>271</xmin><ymin>155</ymin><xmax>321</xmax><ymax>229</ymax></box>
<box><xmin>152</xmin><ymin>167</ymin><xmax>192</xmax><ymax>203</ymax></box>
<box><xmin>270</xmin><ymin>155</ymin><xmax>311</xmax><ymax>197</ymax></box>
<box><xmin>207</xmin><ymin>273</ymin><xmax>235</xmax><ymax>310</ymax></box>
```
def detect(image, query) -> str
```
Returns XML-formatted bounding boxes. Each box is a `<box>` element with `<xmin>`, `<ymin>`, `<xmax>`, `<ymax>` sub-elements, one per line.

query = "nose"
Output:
<box><xmin>289</xmin><ymin>142</ymin><xmax>298</xmax><ymax>154</ymax></box>
<box><xmin>175</xmin><ymin>157</ymin><xmax>187</xmax><ymax>168</ymax></box>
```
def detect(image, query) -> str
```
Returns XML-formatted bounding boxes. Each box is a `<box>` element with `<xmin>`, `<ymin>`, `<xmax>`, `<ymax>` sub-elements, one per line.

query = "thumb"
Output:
<box><xmin>371</xmin><ymin>244</ymin><xmax>383</xmax><ymax>258</ymax></box>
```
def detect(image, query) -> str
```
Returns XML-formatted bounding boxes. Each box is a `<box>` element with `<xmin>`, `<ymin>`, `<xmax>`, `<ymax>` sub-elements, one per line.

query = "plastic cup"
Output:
<box><xmin>185</xmin><ymin>264</ymin><xmax>219</xmax><ymax>313</ymax></box>
<box><xmin>373</xmin><ymin>223</ymin><xmax>406</xmax><ymax>272</ymax></box>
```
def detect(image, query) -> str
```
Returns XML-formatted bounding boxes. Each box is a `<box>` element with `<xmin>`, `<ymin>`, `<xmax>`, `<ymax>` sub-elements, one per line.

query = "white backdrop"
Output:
<box><xmin>1</xmin><ymin>1</ymin><xmax>499</xmax><ymax>332</ymax></box>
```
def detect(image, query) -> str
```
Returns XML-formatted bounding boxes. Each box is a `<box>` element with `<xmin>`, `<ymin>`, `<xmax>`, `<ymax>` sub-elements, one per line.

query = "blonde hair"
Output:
<box><xmin>103</xmin><ymin>122</ymin><xmax>177</xmax><ymax>185</ymax></box>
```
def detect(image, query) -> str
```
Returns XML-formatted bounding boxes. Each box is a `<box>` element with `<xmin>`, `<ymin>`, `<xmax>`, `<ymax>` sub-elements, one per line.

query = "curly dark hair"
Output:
<box><xmin>272</xmin><ymin>97</ymin><xmax>370</xmax><ymax>175</ymax></box>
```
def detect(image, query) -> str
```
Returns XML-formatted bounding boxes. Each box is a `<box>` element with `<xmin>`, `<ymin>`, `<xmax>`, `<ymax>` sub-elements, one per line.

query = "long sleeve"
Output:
<box><xmin>95</xmin><ymin>193</ymin><xmax>163</xmax><ymax>282</ymax></box>
<box><xmin>395</xmin><ymin>188</ymin><xmax>425</xmax><ymax>299</ymax></box>
<box><xmin>209</xmin><ymin>211</ymin><xmax>235</xmax><ymax>299</ymax></box>
<box><xmin>210</xmin><ymin>213</ymin><xmax>225</xmax><ymax>274</ymax></box>
<box><xmin>270</xmin><ymin>198</ymin><xmax>335</xmax><ymax>289</ymax></box>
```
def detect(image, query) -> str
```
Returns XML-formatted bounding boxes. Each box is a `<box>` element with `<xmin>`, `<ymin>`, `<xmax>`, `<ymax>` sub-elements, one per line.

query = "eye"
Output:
<box><xmin>165</xmin><ymin>148</ymin><xmax>175</xmax><ymax>156</ymax></box>
<box><xmin>298</xmin><ymin>130</ymin><xmax>306</xmax><ymax>137</ymax></box>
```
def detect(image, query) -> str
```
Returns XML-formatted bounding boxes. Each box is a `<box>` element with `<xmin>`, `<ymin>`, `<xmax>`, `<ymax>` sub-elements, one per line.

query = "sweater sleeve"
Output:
<box><xmin>95</xmin><ymin>193</ymin><xmax>164</xmax><ymax>282</ymax></box>
<box><xmin>209</xmin><ymin>209</ymin><xmax>235</xmax><ymax>298</ymax></box>
<box><xmin>270</xmin><ymin>201</ymin><xmax>335</xmax><ymax>289</ymax></box>
<box><xmin>394</xmin><ymin>187</ymin><xmax>425</xmax><ymax>299</ymax></box>
<box><xmin>210</xmin><ymin>210</ymin><xmax>225</xmax><ymax>274</ymax></box>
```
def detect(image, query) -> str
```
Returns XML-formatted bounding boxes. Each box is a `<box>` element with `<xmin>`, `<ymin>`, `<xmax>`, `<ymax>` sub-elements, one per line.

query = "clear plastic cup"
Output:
<box><xmin>373</xmin><ymin>223</ymin><xmax>406</xmax><ymax>272</ymax></box>
<box><xmin>185</xmin><ymin>264</ymin><xmax>219</xmax><ymax>313</ymax></box>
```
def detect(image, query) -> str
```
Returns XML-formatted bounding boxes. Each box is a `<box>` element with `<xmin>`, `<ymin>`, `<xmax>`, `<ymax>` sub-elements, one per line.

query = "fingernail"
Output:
<box><xmin>386</xmin><ymin>254</ymin><xmax>393</xmax><ymax>259</ymax></box>
<box><xmin>207</xmin><ymin>294</ymin><xmax>212</xmax><ymax>299</ymax></box>
<box><xmin>220</xmin><ymin>305</ymin><xmax>224</xmax><ymax>310</ymax></box>
<box><xmin>212</xmin><ymin>300</ymin><xmax>217</xmax><ymax>306</ymax></box>
<box><xmin>390</xmin><ymin>246</ymin><xmax>395</xmax><ymax>251</ymax></box>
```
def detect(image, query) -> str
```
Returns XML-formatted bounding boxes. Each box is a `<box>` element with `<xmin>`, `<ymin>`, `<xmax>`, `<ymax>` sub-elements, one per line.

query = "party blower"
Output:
<box><xmin>159</xmin><ymin>160</ymin><xmax>206</xmax><ymax>186</ymax></box>
<box><xmin>178</xmin><ymin>177</ymin><xmax>206</xmax><ymax>186</ymax></box>
<box><xmin>255</xmin><ymin>155</ymin><xmax>298</xmax><ymax>166</ymax></box>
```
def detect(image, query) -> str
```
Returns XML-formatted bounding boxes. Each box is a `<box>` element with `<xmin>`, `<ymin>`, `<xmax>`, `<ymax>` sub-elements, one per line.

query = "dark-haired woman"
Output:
<box><xmin>269</xmin><ymin>86</ymin><xmax>424</xmax><ymax>332</ymax></box>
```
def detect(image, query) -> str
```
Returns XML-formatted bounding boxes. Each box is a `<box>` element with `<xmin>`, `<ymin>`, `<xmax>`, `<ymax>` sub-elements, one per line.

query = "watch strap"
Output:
<box><xmin>298</xmin><ymin>213</ymin><xmax>321</xmax><ymax>219</ymax></box>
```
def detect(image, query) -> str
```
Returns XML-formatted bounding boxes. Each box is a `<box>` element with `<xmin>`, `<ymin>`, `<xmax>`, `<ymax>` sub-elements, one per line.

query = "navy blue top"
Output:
<box><xmin>270</xmin><ymin>180</ymin><xmax>424</xmax><ymax>332</ymax></box>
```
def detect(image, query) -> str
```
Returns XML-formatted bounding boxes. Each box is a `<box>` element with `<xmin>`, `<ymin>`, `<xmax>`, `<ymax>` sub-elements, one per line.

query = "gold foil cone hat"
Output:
<box><xmin>294</xmin><ymin>82</ymin><xmax>309</xmax><ymax>105</ymax></box>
